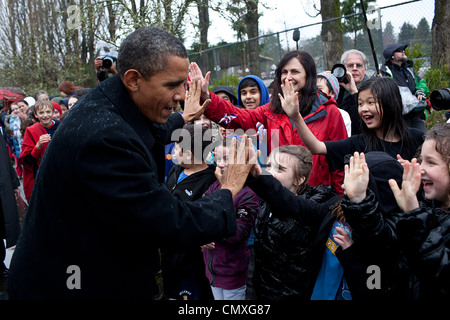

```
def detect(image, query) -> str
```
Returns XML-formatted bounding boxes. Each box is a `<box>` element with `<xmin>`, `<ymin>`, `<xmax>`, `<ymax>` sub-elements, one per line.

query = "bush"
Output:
<box><xmin>209</xmin><ymin>72</ymin><xmax>241</xmax><ymax>96</ymax></box>
<box><xmin>423</xmin><ymin>65</ymin><xmax>450</xmax><ymax>129</ymax></box>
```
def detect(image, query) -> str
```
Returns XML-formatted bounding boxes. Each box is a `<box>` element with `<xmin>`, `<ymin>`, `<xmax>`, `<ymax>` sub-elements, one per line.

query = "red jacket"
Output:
<box><xmin>19</xmin><ymin>122</ymin><xmax>50</xmax><ymax>201</ymax></box>
<box><xmin>204</xmin><ymin>92</ymin><xmax>348</xmax><ymax>194</ymax></box>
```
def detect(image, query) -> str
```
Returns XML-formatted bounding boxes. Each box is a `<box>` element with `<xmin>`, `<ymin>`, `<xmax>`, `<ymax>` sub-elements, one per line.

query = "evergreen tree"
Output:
<box><xmin>397</xmin><ymin>22</ymin><xmax>416</xmax><ymax>47</ymax></box>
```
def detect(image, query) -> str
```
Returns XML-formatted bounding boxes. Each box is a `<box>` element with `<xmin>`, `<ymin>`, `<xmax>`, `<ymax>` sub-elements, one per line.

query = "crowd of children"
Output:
<box><xmin>1</xmin><ymin>48</ymin><xmax>449</xmax><ymax>301</ymax></box>
<box><xmin>0</xmin><ymin>83</ymin><xmax>91</xmax><ymax>204</ymax></box>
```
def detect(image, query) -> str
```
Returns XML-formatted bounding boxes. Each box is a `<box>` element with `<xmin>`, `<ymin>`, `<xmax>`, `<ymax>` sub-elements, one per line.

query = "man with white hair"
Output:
<box><xmin>336</xmin><ymin>49</ymin><xmax>370</xmax><ymax>135</ymax></box>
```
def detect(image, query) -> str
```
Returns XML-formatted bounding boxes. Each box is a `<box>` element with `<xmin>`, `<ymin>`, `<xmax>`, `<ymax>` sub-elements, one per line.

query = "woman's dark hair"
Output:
<box><xmin>270</xmin><ymin>51</ymin><xmax>318</xmax><ymax>116</ymax></box>
<box><xmin>357</xmin><ymin>77</ymin><xmax>411</xmax><ymax>153</ymax></box>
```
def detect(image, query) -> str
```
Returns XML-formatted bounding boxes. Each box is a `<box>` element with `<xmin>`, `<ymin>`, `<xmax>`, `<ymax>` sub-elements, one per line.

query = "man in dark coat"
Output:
<box><xmin>0</xmin><ymin>130</ymin><xmax>21</xmax><ymax>277</ymax></box>
<box><xmin>7</xmin><ymin>27</ymin><xmax>248</xmax><ymax>299</ymax></box>
<box><xmin>380</xmin><ymin>43</ymin><xmax>429</xmax><ymax>134</ymax></box>
<box><xmin>336</xmin><ymin>49</ymin><xmax>370</xmax><ymax>136</ymax></box>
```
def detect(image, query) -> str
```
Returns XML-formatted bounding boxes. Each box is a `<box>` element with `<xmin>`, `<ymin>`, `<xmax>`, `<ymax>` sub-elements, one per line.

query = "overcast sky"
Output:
<box><xmin>184</xmin><ymin>0</ymin><xmax>435</xmax><ymax>49</ymax></box>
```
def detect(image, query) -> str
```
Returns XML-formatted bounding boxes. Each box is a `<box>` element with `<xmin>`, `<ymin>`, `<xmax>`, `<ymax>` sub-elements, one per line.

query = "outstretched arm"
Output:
<box><xmin>279</xmin><ymin>79</ymin><xmax>327</xmax><ymax>155</ymax></box>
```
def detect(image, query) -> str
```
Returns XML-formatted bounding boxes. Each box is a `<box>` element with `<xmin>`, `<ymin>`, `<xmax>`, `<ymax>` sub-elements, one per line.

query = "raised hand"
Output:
<box><xmin>279</xmin><ymin>79</ymin><xmax>301</xmax><ymax>121</ymax></box>
<box><xmin>220</xmin><ymin>135</ymin><xmax>260</xmax><ymax>198</ymax></box>
<box><xmin>189</xmin><ymin>62</ymin><xmax>211</xmax><ymax>102</ymax></box>
<box><xmin>388</xmin><ymin>158</ymin><xmax>421</xmax><ymax>212</ymax></box>
<box><xmin>343</xmin><ymin>152</ymin><xmax>369</xmax><ymax>203</ymax></box>
<box><xmin>182</xmin><ymin>78</ymin><xmax>211</xmax><ymax>123</ymax></box>
<box><xmin>247</xmin><ymin>139</ymin><xmax>262</xmax><ymax>178</ymax></box>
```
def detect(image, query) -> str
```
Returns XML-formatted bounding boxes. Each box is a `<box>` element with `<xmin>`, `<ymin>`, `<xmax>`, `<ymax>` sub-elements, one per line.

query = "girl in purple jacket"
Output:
<box><xmin>201</xmin><ymin>138</ymin><xmax>260</xmax><ymax>300</ymax></box>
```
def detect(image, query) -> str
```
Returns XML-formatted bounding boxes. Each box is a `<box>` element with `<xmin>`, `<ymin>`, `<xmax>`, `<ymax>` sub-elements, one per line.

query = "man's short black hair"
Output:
<box><xmin>118</xmin><ymin>27</ymin><xmax>188</xmax><ymax>80</ymax></box>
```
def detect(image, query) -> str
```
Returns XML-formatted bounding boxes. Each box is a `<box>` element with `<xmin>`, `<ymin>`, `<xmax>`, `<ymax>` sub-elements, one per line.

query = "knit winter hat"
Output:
<box><xmin>24</xmin><ymin>96</ymin><xmax>36</xmax><ymax>107</ymax></box>
<box><xmin>318</xmin><ymin>72</ymin><xmax>340</xmax><ymax>98</ymax></box>
<box><xmin>51</xmin><ymin>102</ymin><xmax>62</xmax><ymax>115</ymax></box>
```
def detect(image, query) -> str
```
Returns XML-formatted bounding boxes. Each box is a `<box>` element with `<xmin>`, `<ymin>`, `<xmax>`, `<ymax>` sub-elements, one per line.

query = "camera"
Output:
<box><xmin>331</xmin><ymin>63</ymin><xmax>349</xmax><ymax>84</ymax></box>
<box><xmin>430</xmin><ymin>88</ymin><xmax>450</xmax><ymax>111</ymax></box>
<box><xmin>97</xmin><ymin>43</ymin><xmax>118</xmax><ymax>71</ymax></box>
<box><xmin>101</xmin><ymin>56</ymin><xmax>116</xmax><ymax>69</ymax></box>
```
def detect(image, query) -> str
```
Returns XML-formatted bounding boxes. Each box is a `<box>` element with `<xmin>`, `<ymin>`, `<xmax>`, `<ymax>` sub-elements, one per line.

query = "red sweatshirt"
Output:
<box><xmin>19</xmin><ymin>121</ymin><xmax>58</xmax><ymax>201</ymax></box>
<box><xmin>204</xmin><ymin>92</ymin><xmax>348</xmax><ymax>194</ymax></box>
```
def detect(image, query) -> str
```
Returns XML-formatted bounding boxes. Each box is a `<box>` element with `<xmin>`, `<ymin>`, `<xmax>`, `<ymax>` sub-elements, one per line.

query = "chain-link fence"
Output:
<box><xmin>188</xmin><ymin>0</ymin><xmax>434</xmax><ymax>89</ymax></box>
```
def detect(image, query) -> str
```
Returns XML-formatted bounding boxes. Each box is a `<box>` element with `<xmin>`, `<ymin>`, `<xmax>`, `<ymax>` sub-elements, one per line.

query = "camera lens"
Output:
<box><xmin>331</xmin><ymin>63</ymin><xmax>348</xmax><ymax>84</ymax></box>
<box><xmin>102</xmin><ymin>58</ymin><xmax>113</xmax><ymax>69</ymax></box>
<box><xmin>430</xmin><ymin>88</ymin><xmax>450</xmax><ymax>111</ymax></box>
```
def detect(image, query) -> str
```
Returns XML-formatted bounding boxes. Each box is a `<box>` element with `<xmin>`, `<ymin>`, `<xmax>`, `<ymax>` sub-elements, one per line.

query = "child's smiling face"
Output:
<box><xmin>358</xmin><ymin>89</ymin><xmax>382</xmax><ymax>131</ymax></box>
<box><xmin>240</xmin><ymin>85</ymin><xmax>261</xmax><ymax>109</ymax></box>
<box><xmin>419</xmin><ymin>139</ymin><xmax>450</xmax><ymax>207</ymax></box>
<box><xmin>34</xmin><ymin>106</ymin><xmax>54</xmax><ymax>128</ymax></box>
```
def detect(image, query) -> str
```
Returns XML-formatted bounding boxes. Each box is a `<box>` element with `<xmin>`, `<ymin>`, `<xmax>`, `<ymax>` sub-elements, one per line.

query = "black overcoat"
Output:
<box><xmin>7</xmin><ymin>75</ymin><xmax>236</xmax><ymax>299</ymax></box>
<box><xmin>0</xmin><ymin>132</ymin><xmax>20</xmax><ymax>248</ymax></box>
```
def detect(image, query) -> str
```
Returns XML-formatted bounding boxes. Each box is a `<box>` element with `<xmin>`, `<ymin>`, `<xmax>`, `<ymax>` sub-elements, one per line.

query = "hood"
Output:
<box><xmin>237</xmin><ymin>75</ymin><xmax>270</xmax><ymax>108</ymax></box>
<box><xmin>345</xmin><ymin>151</ymin><xmax>403</xmax><ymax>217</ymax></box>
<box><xmin>212</xmin><ymin>85</ymin><xmax>238</xmax><ymax>106</ymax></box>
<box><xmin>383</xmin><ymin>43</ymin><xmax>407</xmax><ymax>61</ymax></box>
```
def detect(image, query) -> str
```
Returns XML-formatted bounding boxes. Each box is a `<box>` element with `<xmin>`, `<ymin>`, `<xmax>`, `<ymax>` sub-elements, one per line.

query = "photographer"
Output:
<box><xmin>94</xmin><ymin>56</ymin><xmax>118</xmax><ymax>83</ymax></box>
<box><xmin>336</xmin><ymin>50</ymin><xmax>370</xmax><ymax>136</ymax></box>
<box><xmin>380</xmin><ymin>43</ymin><xmax>429</xmax><ymax>134</ymax></box>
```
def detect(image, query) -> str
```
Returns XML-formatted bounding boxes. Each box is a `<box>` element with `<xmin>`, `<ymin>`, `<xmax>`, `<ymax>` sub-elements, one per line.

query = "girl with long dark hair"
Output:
<box><xmin>280</xmin><ymin>76</ymin><xmax>424</xmax><ymax>173</ymax></box>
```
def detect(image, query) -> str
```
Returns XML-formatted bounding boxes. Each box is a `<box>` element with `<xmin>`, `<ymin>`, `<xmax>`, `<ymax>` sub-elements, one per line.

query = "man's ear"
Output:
<box><xmin>122</xmin><ymin>69</ymin><xmax>141</xmax><ymax>92</ymax></box>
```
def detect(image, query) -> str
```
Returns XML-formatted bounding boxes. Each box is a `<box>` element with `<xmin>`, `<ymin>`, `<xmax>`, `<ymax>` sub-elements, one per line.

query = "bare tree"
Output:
<box><xmin>197</xmin><ymin>0</ymin><xmax>210</xmax><ymax>72</ymax></box>
<box><xmin>214</xmin><ymin>0</ymin><xmax>262</xmax><ymax>76</ymax></box>
<box><xmin>0</xmin><ymin>0</ymin><xmax>200</xmax><ymax>94</ymax></box>
<box><xmin>320</xmin><ymin>0</ymin><xmax>344</xmax><ymax>70</ymax></box>
<box><xmin>244</xmin><ymin>0</ymin><xmax>260</xmax><ymax>76</ymax></box>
